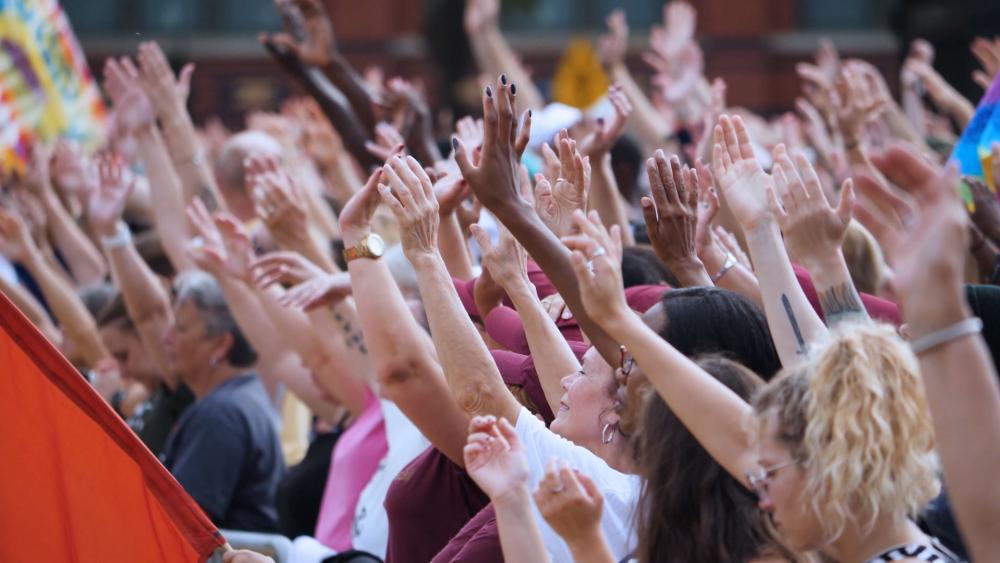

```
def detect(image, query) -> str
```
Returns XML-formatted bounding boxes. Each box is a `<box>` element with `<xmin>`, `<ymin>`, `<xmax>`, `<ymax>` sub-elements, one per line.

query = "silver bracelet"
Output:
<box><xmin>712</xmin><ymin>252</ymin><xmax>737</xmax><ymax>284</ymax></box>
<box><xmin>100</xmin><ymin>221</ymin><xmax>132</xmax><ymax>250</ymax></box>
<box><xmin>910</xmin><ymin>317</ymin><xmax>983</xmax><ymax>355</ymax></box>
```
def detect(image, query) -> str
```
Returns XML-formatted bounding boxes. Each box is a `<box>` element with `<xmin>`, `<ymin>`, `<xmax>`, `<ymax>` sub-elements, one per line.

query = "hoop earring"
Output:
<box><xmin>601</xmin><ymin>423</ymin><xmax>616</xmax><ymax>444</ymax></box>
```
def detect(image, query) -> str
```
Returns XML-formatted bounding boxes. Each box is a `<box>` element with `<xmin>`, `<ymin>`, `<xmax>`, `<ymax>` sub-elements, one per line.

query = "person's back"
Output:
<box><xmin>161</xmin><ymin>373</ymin><xmax>284</xmax><ymax>532</ymax></box>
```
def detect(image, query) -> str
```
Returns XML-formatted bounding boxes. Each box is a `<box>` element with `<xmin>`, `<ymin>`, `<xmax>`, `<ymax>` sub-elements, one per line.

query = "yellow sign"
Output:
<box><xmin>551</xmin><ymin>39</ymin><xmax>610</xmax><ymax>109</ymax></box>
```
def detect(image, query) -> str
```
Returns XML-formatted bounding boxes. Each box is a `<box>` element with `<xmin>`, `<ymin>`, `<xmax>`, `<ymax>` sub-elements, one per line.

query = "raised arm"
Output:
<box><xmin>855</xmin><ymin>146</ymin><xmax>1000</xmax><ymax>561</ymax></box>
<box><xmin>561</xmin><ymin>209</ymin><xmax>756</xmax><ymax>487</ymax></box>
<box><xmin>103</xmin><ymin>56</ymin><xmax>196</xmax><ymax>272</ymax></box>
<box><xmin>712</xmin><ymin>115</ymin><xmax>827</xmax><ymax>364</ymax></box>
<box><xmin>464</xmin><ymin>0</ymin><xmax>546</xmax><ymax>112</ymax></box>
<box><xmin>579</xmin><ymin>86</ymin><xmax>635</xmax><ymax>246</ymax></box>
<box><xmin>25</xmin><ymin>144</ymin><xmax>107</xmax><ymax>286</ymax></box>
<box><xmin>88</xmin><ymin>154</ymin><xmax>177</xmax><ymax>388</ymax></box>
<box><xmin>768</xmin><ymin>149</ymin><xmax>867</xmax><ymax>327</ymax></box>
<box><xmin>259</xmin><ymin>35</ymin><xmax>379</xmax><ymax>171</ymax></box>
<box><xmin>640</xmin><ymin>151</ymin><xmax>712</xmax><ymax>287</ymax></box>
<box><xmin>0</xmin><ymin>274</ymin><xmax>60</xmax><ymax>344</ymax></box>
<box><xmin>135</xmin><ymin>42</ymin><xmax>224</xmax><ymax>211</ymax></box>
<box><xmin>454</xmin><ymin>76</ymin><xmax>620</xmax><ymax>365</ymax></box>
<box><xmin>379</xmin><ymin>154</ymin><xmax>522</xmax><ymax>423</ymax></box>
<box><xmin>472</xmin><ymin>224</ymin><xmax>580</xmax><ymax>414</ymax></box>
<box><xmin>598</xmin><ymin>10</ymin><xmax>672</xmax><ymax>152</ymax></box>
<box><xmin>341</xmin><ymin>170</ymin><xmax>470</xmax><ymax>464</ymax></box>
<box><xmin>0</xmin><ymin>209</ymin><xmax>110</xmax><ymax>369</ymax></box>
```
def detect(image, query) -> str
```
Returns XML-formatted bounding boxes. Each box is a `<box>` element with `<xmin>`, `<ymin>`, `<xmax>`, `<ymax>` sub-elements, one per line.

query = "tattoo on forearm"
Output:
<box><xmin>781</xmin><ymin>294</ymin><xmax>807</xmax><ymax>355</ymax></box>
<box><xmin>332</xmin><ymin>309</ymin><xmax>368</xmax><ymax>355</ymax></box>
<box><xmin>197</xmin><ymin>184</ymin><xmax>219</xmax><ymax>212</ymax></box>
<box><xmin>817</xmin><ymin>282</ymin><xmax>868</xmax><ymax>327</ymax></box>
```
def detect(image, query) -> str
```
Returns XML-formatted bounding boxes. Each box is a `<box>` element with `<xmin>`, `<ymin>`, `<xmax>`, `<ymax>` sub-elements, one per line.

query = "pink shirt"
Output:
<box><xmin>314</xmin><ymin>390</ymin><xmax>387</xmax><ymax>551</ymax></box>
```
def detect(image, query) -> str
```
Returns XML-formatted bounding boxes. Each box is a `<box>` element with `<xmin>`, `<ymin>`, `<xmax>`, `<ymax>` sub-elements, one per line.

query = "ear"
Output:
<box><xmin>210</xmin><ymin>331</ymin><xmax>235</xmax><ymax>366</ymax></box>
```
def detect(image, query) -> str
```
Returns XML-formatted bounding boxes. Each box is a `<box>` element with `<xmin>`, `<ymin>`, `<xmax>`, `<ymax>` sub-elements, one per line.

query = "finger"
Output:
<box><xmin>383</xmin><ymin>161</ymin><xmax>416</xmax><ymax>208</ymax></box>
<box><xmin>452</xmin><ymin>137</ymin><xmax>475</xmax><ymax>180</ymax></box>
<box><xmin>645</xmin><ymin>157</ymin><xmax>669</xmax><ymax>211</ymax></box>
<box><xmin>766</xmin><ymin>185</ymin><xmax>787</xmax><ymax>221</ymax></box>
<box><xmin>576</xmin><ymin>470</ymin><xmax>602</xmax><ymax>501</ymax></box>
<box><xmin>480</xmin><ymin>83</ymin><xmax>498</xmax><ymax>155</ymax></box>
<box><xmin>793</xmin><ymin>151</ymin><xmax>826</xmax><ymax>203</ymax></box>
<box><xmin>836</xmin><ymin>178</ymin><xmax>855</xmax><ymax>225</ymax></box>
<box><xmin>732</xmin><ymin>115</ymin><xmax>756</xmax><ymax>160</ymax></box>
<box><xmin>640</xmin><ymin>196</ymin><xmax>659</xmax><ymax>234</ymax></box>
<box><xmin>469</xmin><ymin>224</ymin><xmax>494</xmax><ymax>254</ymax></box>
<box><xmin>568</xmin><ymin>249</ymin><xmax>592</xmax><ymax>282</ymax></box>
<box><xmin>496</xmin><ymin>74</ymin><xmax>515</xmax><ymax>147</ymax></box>
<box><xmin>376</xmin><ymin>183</ymin><xmax>406</xmax><ymax>217</ymax></box>
<box><xmin>515</xmin><ymin>109</ymin><xmax>532</xmax><ymax>156</ymax></box>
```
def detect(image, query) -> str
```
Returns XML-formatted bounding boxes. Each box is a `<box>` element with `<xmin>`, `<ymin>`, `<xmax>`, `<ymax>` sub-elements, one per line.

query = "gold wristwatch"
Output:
<box><xmin>343</xmin><ymin>233</ymin><xmax>385</xmax><ymax>262</ymax></box>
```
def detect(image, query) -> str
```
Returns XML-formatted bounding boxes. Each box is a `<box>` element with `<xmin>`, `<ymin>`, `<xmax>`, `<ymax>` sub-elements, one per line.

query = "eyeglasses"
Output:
<box><xmin>618</xmin><ymin>345</ymin><xmax>635</xmax><ymax>377</ymax></box>
<box><xmin>746</xmin><ymin>458</ymin><xmax>799</xmax><ymax>498</ymax></box>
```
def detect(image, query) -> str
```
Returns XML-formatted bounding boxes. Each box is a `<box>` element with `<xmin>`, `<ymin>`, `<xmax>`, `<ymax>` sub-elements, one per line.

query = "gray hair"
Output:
<box><xmin>173</xmin><ymin>270</ymin><xmax>258</xmax><ymax>367</ymax></box>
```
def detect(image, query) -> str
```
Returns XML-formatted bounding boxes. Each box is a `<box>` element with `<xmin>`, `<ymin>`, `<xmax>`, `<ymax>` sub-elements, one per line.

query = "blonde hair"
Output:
<box><xmin>841</xmin><ymin>221</ymin><xmax>885</xmax><ymax>295</ymax></box>
<box><xmin>752</xmin><ymin>322</ymin><xmax>939</xmax><ymax>542</ymax></box>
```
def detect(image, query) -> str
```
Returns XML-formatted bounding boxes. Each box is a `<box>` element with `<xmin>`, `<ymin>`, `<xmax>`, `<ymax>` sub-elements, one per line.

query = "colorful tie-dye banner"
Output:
<box><xmin>951</xmin><ymin>71</ymin><xmax>1000</xmax><ymax>190</ymax></box>
<box><xmin>0</xmin><ymin>0</ymin><xmax>105</xmax><ymax>175</ymax></box>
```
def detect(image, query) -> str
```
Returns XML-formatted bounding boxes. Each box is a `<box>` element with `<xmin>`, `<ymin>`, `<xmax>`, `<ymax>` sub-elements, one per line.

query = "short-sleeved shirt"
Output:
<box><xmin>135</xmin><ymin>382</ymin><xmax>194</xmax><ymax>456</ymax></box>
<box><xmin>514</xmin><ymin>407</ymin><xmax>640</xmax><ymax>562</ymax></box>
<box><xmin>160</xmin><ymin>373</ymin><xmax>284</xmax><ymax>532</ymax></box>
<box><xmin>431</xmin><ymin>504</ymin><xmax>503</xmax><ymax>563</ymax></box>
<box><xmin>383</xmin><ymin>447</ymin><xmax>489</xmax><ymax>563</ymax></box>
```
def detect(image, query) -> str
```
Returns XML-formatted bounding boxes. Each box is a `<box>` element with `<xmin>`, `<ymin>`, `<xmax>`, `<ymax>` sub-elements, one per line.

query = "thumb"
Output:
<box><xmin>178</xmin><ymin>63</ymin><xmax>195</xmax><ymax>90</ymax></box>
<box><xmin>469</xmin><ymin>224</ymin><xmax>493</xmax><ymax>254</ymax></box>
<box><xmin>453</xmin><ymin>137</ymin><xmax>474</xmax><ymax>180</ymax></box>
<box><xmin>576</xmin><ymin>470</ymin><xmax>602</xmax><ymax>502</ymax></box>
<box><xmin>836</xmin><ymin>178</ymin><xmax>855</xmax><ymax>225</ymax></box>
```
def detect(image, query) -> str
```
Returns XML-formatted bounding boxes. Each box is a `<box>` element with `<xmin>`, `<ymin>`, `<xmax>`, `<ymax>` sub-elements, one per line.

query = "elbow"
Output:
<box><xmin>375</xmin><ymin>358</ymin><xmax>421</xmax><ymax>389</ymax></box>
<box><xmin>452</xmin><ymin>379</ymin><xmax>498</xmax><ymax>418</ymax></box>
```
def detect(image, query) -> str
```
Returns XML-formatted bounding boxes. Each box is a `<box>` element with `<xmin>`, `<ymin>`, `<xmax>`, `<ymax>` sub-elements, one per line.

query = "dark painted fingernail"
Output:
<box><xmin>485</xmin><ymin>86</ymin><xmax>492</xmax><ymax>98</ymax></box>
<box><xmin>527</xmin><ymin>109</ymin><xmax>532</xmax><ymax>118</ymax></box>
<box><xmin>596</xmin><ymin>117</ymin><xmax>605</xmax><ymax>126</ymax></box>
<box><xmin>510</xmin><ymin>83</ymin><xmax>517</xmax><ymax>95</ymax></box>
<box><xmin>451</xmin><ymin>137</ymin><xmax>459</xmax><ymax>149</ymax></box>
<box><xmin>500</xmin><ymin>74</ymin><xmax>508</xmax><ymax>85</ymax></box>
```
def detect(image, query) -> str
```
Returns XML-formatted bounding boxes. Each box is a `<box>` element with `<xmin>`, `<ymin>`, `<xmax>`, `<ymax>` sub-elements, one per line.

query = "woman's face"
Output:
<box><xmin>550</xmin><ymin>347</ymin><xmax>617</xmax><ymax>451</ymax></box>
<box><xmin>755</xmin><ymin>414</ymin><xmax>824</xmax><ymax>552</ymax></box>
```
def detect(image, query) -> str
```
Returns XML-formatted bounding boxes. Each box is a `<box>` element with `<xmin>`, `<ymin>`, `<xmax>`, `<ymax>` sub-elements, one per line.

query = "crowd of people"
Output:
<box><xmin>3</xmin><ymin>0</ymin><xmax>1000</xmax><ymax>561</ymax></box>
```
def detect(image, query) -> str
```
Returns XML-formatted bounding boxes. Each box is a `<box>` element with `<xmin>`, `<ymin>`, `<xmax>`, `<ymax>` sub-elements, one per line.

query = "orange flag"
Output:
<box><xmin>0</xmin><ymin>290</ymin><xmax>225</xmax><ymax>561</ymax></box>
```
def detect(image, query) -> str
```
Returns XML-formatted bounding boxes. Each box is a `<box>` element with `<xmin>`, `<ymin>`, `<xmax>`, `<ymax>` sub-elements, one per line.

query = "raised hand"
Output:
<box><xmin>365</xmin><ymin>121</ymin><xmax>406</xmax><ymax>162</ymax></box>
<box><xmin>0</xmin><ymin>207</ymin><xmax>37</xmax><ymax>262</ymax></box>
<box><xmin>561</xmin><ymin>210</ymin><xmax>628</xmax><ymax>324</ymax></box>
<box><xmin>833</xmin><ymin>64</ymin><xmax>886</xmax><ymax>144</ymax></box>
<box><xmin>278</xmin><ymin>271</ymin><xmax>353</xmax><ymax>310</ymax></box>
<box><xmin>103</xmin><ymin>57</ymin><xmax>156</xmax><ymax>135</ymax></box>
<box><xmin>597</xmin><ymin>9</ymin><xmax>628</xmax><ymax>67</ymax></box>
<box><xmin>463</xmin><ymin>415</ymin><xmax>530</xmax><ymax>502</ymax></box>
<box><xmin>453</xmin><ymin>75</ymin><xmax>532</xmax><ymax>217</ymax></box>
<box><xmin>693</xmin><ymin>159</ymin><xmax>720</xmax><ymax>257</ymax></box>
<box><xmin>185</xmin><ymin>199</ymin><xmax>254</xmax><ymax>281</ymax></box>
<box><xmin>472</xmin><ymin>223</ymin><xmax>529</xmax><ymax>292</ymax></box>
<box><xmin>377</xmin><ymin>155</ymin><xmax>440</xmax><ymax>260</ymax></box>
<box><xmin>711</xmin><ymin>114</ymin><xmax>776</xmax><ymax>232</ymax></box>
<box><xmin>536</xmin><ymin>130</ymin><xmax>590</xmax><ymax>237</ymax></box>
<box><xmin>578</xmin><ymin>86</ymin><xmax>632</xmax><ymax>159</ymax></box>
<box><xmin>51</xmin><ymin>140</ymin><xmax>99</xmax><ymax>197</ymax></box>
<box><xmin>641</xmin><ymin>151</ymin><xmax>706</xmax><ymax>281</ymax></box>
<box><xmin>767</xmin><ymin>145</ymin><xmax>854</xmax><ymax>269</ymax></box>
<box><xmin>971</xmin><ymin>36</ymin><xmax>1000</xmax><ymax>90</ymax></box>
<box><xmin>454</xmin><ymin>117</ymin><xmax>485</xmax><ymax>152</ymax></box>
<box><xmin>533</xmin><ymin>461</ymin><xmax>606</xmax><ymax>546</ymax></box>
<box><xmin>463</xmin><ymin>0</ymin><xmax>500</xmax><ymax>35</ymax></box>
<box><xmin>432</xmin><ymin>161</ymin><xmax>472</xmax><ymax>217</ymax></box>
<box><xmin>135</xmin><ymin>42</ymin><xmax>189</xmax><ymax>119</ymax></box>
<box><xmin>267</xmin><ymin>0</ymin><xmax>335</xmax><ymax>67</ymax></box>
<box><xmin>88</xmin><ymin>154</ymin><xmax>135</xmax><ymax>237</ymax></box>
<box><xmin>339</xmin><ymin>170</ymin><xmax>384</xmax><ymax>245</ymax></box>
<box><xmin>249</xmin><ymin>251</ymin><xmax>327</xmax><ymax>289</ymax></box>
<box><xmin>649</xmin><ymin>0</ymin><xmax>696</xmax><ymax>61</ymax></box>
<box><xmin>852</xmin><ymin>145</ymin><xmax>967</xmax><ymax>334</ymax></box>
<box><xmin>246</xmin><ymin>154</ymin><xmax>309</xmax><ymax>247</ymax></box>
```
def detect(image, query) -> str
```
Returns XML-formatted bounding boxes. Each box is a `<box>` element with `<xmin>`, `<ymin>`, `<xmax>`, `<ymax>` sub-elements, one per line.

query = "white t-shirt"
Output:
<box><xmin>515</xmin><ymin>407</ymin><xmax>640</xmax><ymax>563</ymax></box>
<box><xmin>350</xmin><ymin>400</ymin><xmax>429</xmax><ymax>558</ymax></box>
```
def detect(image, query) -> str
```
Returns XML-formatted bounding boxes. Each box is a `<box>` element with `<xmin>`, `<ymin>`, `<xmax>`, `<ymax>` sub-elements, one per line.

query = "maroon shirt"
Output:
<box><xmin>383</xmin><ymin>447</ymin><xmax>489</xmax><ymax>563</ymax></box>
<box><xmin>431</xmin><ymin>504</ymin><xmax>503</xmax><ymax>563</ymax></box>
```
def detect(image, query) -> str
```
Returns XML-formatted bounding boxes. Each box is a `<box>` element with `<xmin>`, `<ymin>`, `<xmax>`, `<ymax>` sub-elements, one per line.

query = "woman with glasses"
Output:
<box><xmin>562</xmin><ymin>116</ymin><xmax>960</xmax><ymax>562</ymax></box>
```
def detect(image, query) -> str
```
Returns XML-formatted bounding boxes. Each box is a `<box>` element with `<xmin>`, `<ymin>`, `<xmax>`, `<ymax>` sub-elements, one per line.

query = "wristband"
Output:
<box><xmin>100</xmin><ymin>221</ymin><xmax>132</xmax><ymax>250</ymax></box>
<box><xmin>910</xmin><ymin>317</ymin><xmax>983</xmax><ymax>355</ymax></box>
<box><xmin>712</xmin><ymin>253</ymin><xmax>737</xmax><ymax>284</ymax></box>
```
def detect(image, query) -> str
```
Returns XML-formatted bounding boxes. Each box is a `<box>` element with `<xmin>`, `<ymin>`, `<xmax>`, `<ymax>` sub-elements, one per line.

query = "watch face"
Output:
<box><xmin>367</xmin><ymin>234</ymin><xmax>385</xmax><ymax>257</ymax></box>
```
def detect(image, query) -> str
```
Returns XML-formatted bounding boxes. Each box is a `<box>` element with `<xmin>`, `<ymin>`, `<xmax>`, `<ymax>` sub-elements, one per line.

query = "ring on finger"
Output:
<box><xmin>551</xmin><ymin>483</ymin><xmax>565</xmax><ymax>493</ymax></box>
<box><xmin>591</xmin><ymin>246</ymin><xmax>607</xmax><ymax>259</ymax></box>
